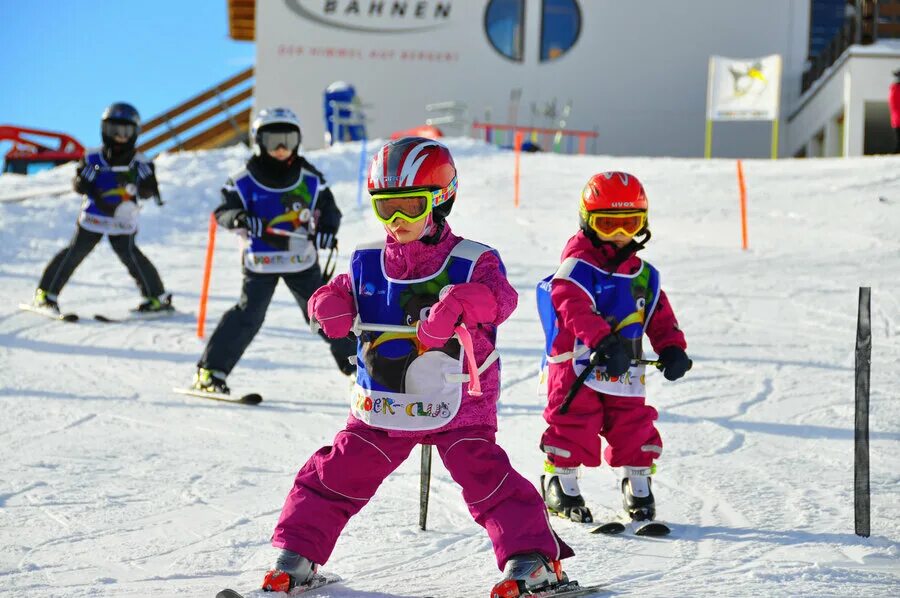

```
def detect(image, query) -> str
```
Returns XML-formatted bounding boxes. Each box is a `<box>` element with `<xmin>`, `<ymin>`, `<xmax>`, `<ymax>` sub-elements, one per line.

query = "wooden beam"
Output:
<box><xmin>137</xmin><ymin>87</ymin><xmax>253</xmax><ymax>152</ymax></box>
<box><xmin>142</xmin><ymin>68</ymin><xmax>253</xmax><ymax>132</ymax></box>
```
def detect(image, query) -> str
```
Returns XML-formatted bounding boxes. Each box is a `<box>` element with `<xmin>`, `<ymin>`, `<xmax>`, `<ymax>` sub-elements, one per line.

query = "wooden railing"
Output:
<box><xmin>471</xmin><ymin>122</ymin><xmax>598</xmax><ymax>155</ymax></box>
<box><xmin>803</xmin><ymin>0</ymin><xmax>900</xmax><ymax>93</ymax></box>
<box><xmin>137</xmin><ymin>67</ymin><xmax>254</xmax><ymax>155</ymax></box>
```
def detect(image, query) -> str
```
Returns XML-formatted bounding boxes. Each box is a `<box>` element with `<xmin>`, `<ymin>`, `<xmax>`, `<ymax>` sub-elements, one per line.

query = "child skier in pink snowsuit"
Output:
<box><xmin>263</xmin><ymin>138</ymin><xmax>574</xmax><ymax>598</ymax></box>
<box><xmin>538</xmin><ymin>172</ymin><xmax>690</xmax><ymax>527</ymax></box>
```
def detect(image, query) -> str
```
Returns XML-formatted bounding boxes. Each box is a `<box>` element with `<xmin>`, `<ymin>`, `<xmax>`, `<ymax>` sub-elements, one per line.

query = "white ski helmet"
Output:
<box><xmin>251</xmin><ymin>107</ymin><xmax>302</xmax><ymax>154</ymax></box>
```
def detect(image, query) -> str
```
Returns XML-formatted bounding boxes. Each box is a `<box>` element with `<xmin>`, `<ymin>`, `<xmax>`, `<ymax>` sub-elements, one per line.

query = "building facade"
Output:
<box><xmin>251</xmin><ymin>1</ymin><xmax>898</xmax><ymax>157</ymax></box>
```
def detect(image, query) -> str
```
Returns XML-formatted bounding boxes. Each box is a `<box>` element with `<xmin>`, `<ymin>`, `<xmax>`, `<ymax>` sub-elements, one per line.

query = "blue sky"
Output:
<box><xmin>1</xmin><ymin>1</ymin><xmax>254</xmax><ymax>149</ymax></box>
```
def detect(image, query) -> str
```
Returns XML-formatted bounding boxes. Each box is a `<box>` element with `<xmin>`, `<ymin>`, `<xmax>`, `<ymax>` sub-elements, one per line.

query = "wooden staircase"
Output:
<box><xmin>137</xmin><ymin>67</ymin><xmax>254</xmax><ymax>155</ymax></box>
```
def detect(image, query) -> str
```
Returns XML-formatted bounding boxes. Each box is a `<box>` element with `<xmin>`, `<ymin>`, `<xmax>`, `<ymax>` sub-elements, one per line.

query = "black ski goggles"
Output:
<box><xmin>259</xmin><ymin>130</ymin><xmax>300</xmax><ymax>152</ymax></box>
<box><xmin>102</xmin><ymin>121</ymin><xmax>137</xmax><ymax>139</ymax></box>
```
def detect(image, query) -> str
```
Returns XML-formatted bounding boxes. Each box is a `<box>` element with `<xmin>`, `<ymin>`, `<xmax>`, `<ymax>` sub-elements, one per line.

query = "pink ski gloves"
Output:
<box><xmin>309</xmin><ymin>288</ymin><xmax>356</xmax><ymax>338</ymax></box>
<box><xmin>417</xmin><ymin>283</ymin><xmax>498</xmax><ymax>349</ymax></box>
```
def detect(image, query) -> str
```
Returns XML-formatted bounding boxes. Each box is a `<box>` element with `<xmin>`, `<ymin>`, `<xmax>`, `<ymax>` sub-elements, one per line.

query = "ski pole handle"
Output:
<box><xmin>558</xmin><ymin>357</ymin><xmax>687</xmax><ymax>415</ymax></box>
<box><xmin>265</xmin><ymin>227</ymin><xmax>308</xmax><ymax>239</ymax></box>
<box><xmin>351</xmin><ymin>321</ymin><xmax>417</xmax><ymax>336</ymax></box>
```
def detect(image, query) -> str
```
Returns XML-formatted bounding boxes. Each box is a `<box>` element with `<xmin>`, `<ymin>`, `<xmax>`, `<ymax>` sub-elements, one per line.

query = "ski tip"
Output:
<box><xmin>216</xmin><ymin>590</ymin><xmax>243</xmax><ymax>598</ymax></box>
<box><xmin>633</xmin><ymin>522</ymin><xmax>671</xmax><ymax>537</ymax></box>
<box><xmin>239</xmin><ymin>394</ymin><xmax>263</xmax><ymax>405</ymax></box>
<box><xmin>590</xmin><ymin>521</ymin><xmax>627</xmax><ymax>535</ymax></box>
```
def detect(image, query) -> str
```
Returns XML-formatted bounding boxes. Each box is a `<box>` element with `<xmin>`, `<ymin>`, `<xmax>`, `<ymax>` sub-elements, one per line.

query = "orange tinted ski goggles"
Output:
<box><xmin>586</xmin><ymin>210</ymin><xmax>647</xmax><ymax>238</ymax></box>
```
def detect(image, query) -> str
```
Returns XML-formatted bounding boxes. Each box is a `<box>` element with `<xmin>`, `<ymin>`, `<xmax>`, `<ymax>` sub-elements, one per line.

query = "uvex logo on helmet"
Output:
<box><xmin>581</xmin><ymin>171</ymin><xmax>648</xmax><ymax>213</ymax></box>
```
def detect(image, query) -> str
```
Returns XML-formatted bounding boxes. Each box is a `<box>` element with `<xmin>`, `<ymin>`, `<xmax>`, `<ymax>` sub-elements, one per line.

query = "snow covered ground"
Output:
<box><xmin>0</xmin><ymin>140</ymin><xmax>898</xmax><ymax>597</ymax></box>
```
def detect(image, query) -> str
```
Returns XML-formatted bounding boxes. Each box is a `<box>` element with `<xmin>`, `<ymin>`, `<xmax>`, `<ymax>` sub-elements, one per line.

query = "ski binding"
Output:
<box><xmin>18</xmin><ymin>303</ymin><xmax>78</xmax><ymax>322</ymax></box>
<box><xmin>216</xmin><ymin>571</ymin><xmax>341</xmax><ymax>597</ymax></box>
<box><xmin>515</xmin><ymin>580</ymin><xmax>605</xmax><ymax>597</ymax></box>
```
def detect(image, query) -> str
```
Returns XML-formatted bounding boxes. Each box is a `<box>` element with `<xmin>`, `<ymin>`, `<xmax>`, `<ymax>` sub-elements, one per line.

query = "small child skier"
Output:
<box><xmin>261</xmin><ymin>137</ymin><xmax>575</xmax><ymax>597</ymax></box>
<box><xmin>537</xmin><ymin>172</ymin><xmax>690</xmax><ymax>526</ymax></box>
<box><xmin>191</xmin><ymin>107</ymin><xmax>356</xmax><ymax>394</ymax></box>
<box><xmin>32</xmin><ymin>102</ymin><xmax>171</xmax><ymax>315</ymax></box>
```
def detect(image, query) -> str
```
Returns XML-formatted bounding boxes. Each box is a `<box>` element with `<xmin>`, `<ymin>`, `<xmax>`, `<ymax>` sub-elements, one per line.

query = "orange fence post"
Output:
<box><xmin>197</xmin><ymin>212</ymin><xmax>217</xmax><ymax>338</ymax></box>
<box><xmin>736</xmin><ymin>160</ymin><xmax>749</xmax><ymax>250</ymax></box>
<box><xmin>513</xmin><ymin>131</ymin><xmax>523</xmax><ymax>208</ymax></box>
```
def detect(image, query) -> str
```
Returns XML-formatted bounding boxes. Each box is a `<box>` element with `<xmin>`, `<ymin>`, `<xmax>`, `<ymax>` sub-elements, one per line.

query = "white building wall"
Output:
<box><xmin>786</xmin><ymin>46</ymin><xmax>900</xmax><ymax>157</ymax></box>
<box><xmin>254</xmin><ymin>0</ymin><xmax>809</xmax><ymax>157</ymax></box>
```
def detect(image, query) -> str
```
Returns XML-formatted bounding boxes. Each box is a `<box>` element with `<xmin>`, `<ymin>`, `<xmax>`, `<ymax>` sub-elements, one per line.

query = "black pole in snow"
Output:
<box><xmin>854</xmin><ymin>287</ymin><xmax>871</xmax><ymax>538</ymax></box>
<box><xmin>419</xmin><ymin>444</ymin><xmax>432</xmax><ymax>531</ymax></box>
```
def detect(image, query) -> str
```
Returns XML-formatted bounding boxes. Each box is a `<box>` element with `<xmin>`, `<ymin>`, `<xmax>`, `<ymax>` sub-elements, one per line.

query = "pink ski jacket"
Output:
<box><xmin>547</xmin><ymin>231</ymin><xmax>686</xmax><ymax>401</ymax></box>
<box><xmin>312</xmin><ymin>223</ymin><xmax>518</xmax><ymax>435</ymax></box>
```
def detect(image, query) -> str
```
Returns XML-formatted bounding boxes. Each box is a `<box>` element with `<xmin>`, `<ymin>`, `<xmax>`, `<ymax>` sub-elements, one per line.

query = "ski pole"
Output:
<box><xmin>558</xmin><ymin>357</ymin><xmax>692</xmax><ymax>414</ymax></box>
<box><xmin>419</xmin><ymin>444</ymin><xmax>432</xmax><ymax>531</ymax></box>
<box><xmin>321</xmin><ymin>246</ymin><xmax>336</xmax><ymax>284</ymax></box>
<box><xmin>265</xmin><ymin>227</ymin><xmax>307</xmax><ymax>239</ymax></box>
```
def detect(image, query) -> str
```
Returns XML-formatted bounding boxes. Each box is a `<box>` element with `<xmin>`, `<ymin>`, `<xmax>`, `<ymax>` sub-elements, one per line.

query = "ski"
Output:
<box><xmin>590</xmin><ymin>517</ymin><xmax>671</xmax><ymax>537</ymax></box>
<box><xmin>18</xmin><ymin>303</ymin><xmax>79</xmax><ymax>322</ymax></box>
<box><xmin>518</xmin><ymin>581</ymin><xmax>606</xmax><ymax>597</ymax></box>
<box><xmin>216</xmin><ymin>572</ymin><xmax>342</xmax><ymax>597</ymax></box>
<box><xmin>94</xmin><ymin>309</ymin><xmax>178</xmax><ymax>323</ymax></box>
<box><xmin>172</xmin><ymin>387</ymin><xmax>263</xmax><ymax>405</ymax></box>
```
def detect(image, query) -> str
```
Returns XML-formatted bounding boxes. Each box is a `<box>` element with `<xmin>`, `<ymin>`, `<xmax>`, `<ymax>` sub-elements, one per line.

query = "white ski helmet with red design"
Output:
<box><xmin>367</xmin><ymin>137</ymin><xmax>458</xmax><ymax>217</ymax></box>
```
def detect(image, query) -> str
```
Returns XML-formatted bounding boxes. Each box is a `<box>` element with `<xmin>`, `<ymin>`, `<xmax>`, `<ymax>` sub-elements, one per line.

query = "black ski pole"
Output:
<box><xmin>321</xmin><ymin>246</ymin><xmax>336</xmax><ymax>284</ymax></box>
<box><xmin>855</xmin><ymin>287</ymin><xmax>871</xmax><ymax>538</ymax></box>
<box><xmin>419</xmin><ymin>444</ymin><xmax>432</xmax><ymax>531</ymax></box>
<box><xmin>558</xmin><ymin>359</ymin><xmax>597</xmax><ymax>415</ymax></box>
<box><xmin>558</xmin><ymin>357</ymin><xmax>692</xmax><ymax>414</ymax></box>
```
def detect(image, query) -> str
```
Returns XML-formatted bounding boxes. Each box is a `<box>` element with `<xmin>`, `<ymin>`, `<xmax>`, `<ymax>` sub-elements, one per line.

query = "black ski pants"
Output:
<box><xmin>38</xmin><ymin>225</ymin><xmax>165</xmax><ymax>298</ymax></box>
<box><xmin>198</xmin><ymin>266</ymin><xmax>356</xmax><ymax>376</ymax></box>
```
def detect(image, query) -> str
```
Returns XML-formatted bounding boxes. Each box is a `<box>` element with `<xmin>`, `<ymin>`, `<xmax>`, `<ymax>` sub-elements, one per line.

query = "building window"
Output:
<box><xmin>485</xmin><ymin>0</ymin><xmax>525</xmax><ymax>62</ymax></box>
<box><xmin>540</xmin><ymin>0</ymin><xmax>581</xmax><ymax>62</ymax></box>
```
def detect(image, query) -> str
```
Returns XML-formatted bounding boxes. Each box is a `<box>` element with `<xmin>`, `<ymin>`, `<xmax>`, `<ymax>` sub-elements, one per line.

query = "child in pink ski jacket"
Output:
<box><xmin>261</xmin><ymin>138</ymin><xmax>574</xmax><ymax>598</ymax></box>
<box><xmin>537</xmin><ymin>172</ymin><xmax>690</xmax><ymax>527</ymax></box>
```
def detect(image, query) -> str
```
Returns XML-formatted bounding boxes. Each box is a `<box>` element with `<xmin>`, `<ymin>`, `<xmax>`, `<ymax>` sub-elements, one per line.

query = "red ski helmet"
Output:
<box><xmin>579</xmin><ymin>172</ymin><xmax>650</xmax><ymax>238</ymax></box>
<box><xmin>368</xmin><ymin>137</ymin><xmax>458</xmax><ymax>220</ymax></box>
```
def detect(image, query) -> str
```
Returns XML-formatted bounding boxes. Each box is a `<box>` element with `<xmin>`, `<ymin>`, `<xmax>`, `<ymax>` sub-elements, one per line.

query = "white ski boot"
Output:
<box><xmin>261</xmin><ymin>549</ymin><xmax>317</xmax><ymax>592</ymax></box>
<box><xmin>490</xmin><ymin>552</ymin><xmax>568</xmax><ymax>598</ymax></box>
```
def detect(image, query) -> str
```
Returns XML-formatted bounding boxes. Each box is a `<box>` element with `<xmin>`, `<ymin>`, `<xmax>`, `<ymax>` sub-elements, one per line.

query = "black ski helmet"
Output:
<box><xmin>101</xmin><ymin>102</ymin><xmax>141</xmax><ymax>149</ymax></box>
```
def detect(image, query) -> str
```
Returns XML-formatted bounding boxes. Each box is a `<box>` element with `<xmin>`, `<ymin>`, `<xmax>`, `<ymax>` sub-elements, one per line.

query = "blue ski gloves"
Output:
<box><xmin>590</xmin><ymin>334</ymin><xmax>631</xmax><ymax>377</ymax></box>
<box><xmin>657</xmin><ymin>346</ymin><xmax>691</xmax><ymax>381</ymax></box>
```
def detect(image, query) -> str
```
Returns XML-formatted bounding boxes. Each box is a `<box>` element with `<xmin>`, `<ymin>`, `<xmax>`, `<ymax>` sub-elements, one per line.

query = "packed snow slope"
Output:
<box><xmin>0</xmin><ymin>140</ymin><xmax>898</xmax><ymax>598</ymax></box>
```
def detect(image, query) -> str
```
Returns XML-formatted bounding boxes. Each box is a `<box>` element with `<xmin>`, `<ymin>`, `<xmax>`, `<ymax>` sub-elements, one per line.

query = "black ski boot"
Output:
<box><xmin>541</xmin><ymin>463</ymin><xmax>593</xmax><ymax>523</ymax></box>
<box><xmin>33</xmin><ymin>288</ymin><xmax>60</xmax><ymax>314</ymax></box>
<box><xmin>192</xmin><ymin>368</ymin><xmax>230</xmax><ymax>395</ymax></box>
<box><xmin>136</xmin><ymin>292</ymin><xmax>174</xmax><ymax>313</ymax></box>
<box><xmin>622</xmin><ymin>466</ymin><xmax>655</xmax><ymax>522</ymax></box>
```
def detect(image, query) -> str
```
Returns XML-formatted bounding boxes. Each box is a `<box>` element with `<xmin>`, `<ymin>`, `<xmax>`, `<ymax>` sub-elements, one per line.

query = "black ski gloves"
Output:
<box><xmin>74</xmin><ymin>163</ymin><xmax>98</xmax><ymax>196</ymax></box>
<box><xmin>136</xmin><ymin>162</ymin><xmax>163</xmax><ymax>205</ymax></box>
<box><xmin>657</xmin><ymin>346</ymin><xmax>691</xmax><ymax>381</ymax></box>
<box><xmin>315</xmin><ymin>227</ymin><xmax>338</xmax><ymax>250</ymax></box>
<box><xmin>234</xmin><ymin>212</ymin><xmax>266</xmax><ymax>238</ymax></box>
<box><xmin>590</xmin><ymin>334</ymin><xmax>631</xmax><ymax>377</ymax></box>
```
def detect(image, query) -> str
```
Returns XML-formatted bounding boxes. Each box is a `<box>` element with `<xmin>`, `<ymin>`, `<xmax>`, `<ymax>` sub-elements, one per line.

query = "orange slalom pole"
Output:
<box><xmin>197</xmin><ymin>212</ymin><xmax>217</xmax><ymax>338</ymax></box>
<box><xmin>736</xmin><ymin>160</ymin><xmax>749</xmax><ymax>250</ymax></box>
<box><xmin>513</xmin><ymin>130</ymin><xmax>523</xmax><ymax>208</ymax></box>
